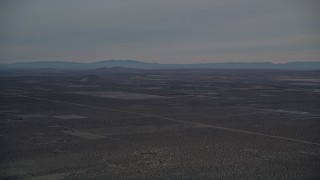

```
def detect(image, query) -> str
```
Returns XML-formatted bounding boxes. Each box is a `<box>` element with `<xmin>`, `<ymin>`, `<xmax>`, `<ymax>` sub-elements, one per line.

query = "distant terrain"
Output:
<box><xmin>1</xmin><ymin>60</ymin><xmax>320</xmax><ymax>70</ymax></box>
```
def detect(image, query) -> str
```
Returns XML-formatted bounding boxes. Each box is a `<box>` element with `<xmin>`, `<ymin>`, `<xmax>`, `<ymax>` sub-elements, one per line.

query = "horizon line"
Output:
<box><xmin>1</xmin><ymin>59</ymin><xmax>320</xmax><ymax>65</ymax></box>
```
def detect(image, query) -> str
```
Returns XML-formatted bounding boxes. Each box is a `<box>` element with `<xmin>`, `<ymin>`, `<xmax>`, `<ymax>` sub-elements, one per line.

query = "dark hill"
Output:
<box><xmin>1</xmin><ymin>60</ymin><xmax>319</xmax><ymax>70</ymax></box>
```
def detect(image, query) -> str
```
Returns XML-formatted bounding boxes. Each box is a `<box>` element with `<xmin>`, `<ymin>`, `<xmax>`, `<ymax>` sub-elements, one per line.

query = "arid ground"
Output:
<box><xmin>1</xmin><ymin>69</ymin><xmax>320</xmax><ymax>179</ymax></box>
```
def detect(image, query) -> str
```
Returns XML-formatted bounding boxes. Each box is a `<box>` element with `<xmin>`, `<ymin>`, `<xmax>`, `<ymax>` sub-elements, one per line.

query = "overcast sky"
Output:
<box><xmin>1</xmin><ymin>0</ymin><xmax>319</xmax><ymax>63</ymax></box>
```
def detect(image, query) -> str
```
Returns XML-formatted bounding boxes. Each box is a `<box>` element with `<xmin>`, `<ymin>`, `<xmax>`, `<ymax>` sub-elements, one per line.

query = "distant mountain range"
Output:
<box><xmin>1</xmin><ymin>60</ymin><xmax>320</xmax><ymax>70</ymax></box>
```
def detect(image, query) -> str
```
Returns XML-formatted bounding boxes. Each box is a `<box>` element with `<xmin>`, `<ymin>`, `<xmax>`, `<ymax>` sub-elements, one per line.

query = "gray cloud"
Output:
<box><xmin>1</xmin><ymin>0</ymin><xmax>319</xmax><ymax>63</ymax></box>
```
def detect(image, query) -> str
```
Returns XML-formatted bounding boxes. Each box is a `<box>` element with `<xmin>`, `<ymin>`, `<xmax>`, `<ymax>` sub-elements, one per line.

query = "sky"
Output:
<box><xmin>0</xmin><ymin>0</ymin><xmax>319</xmax><ymax>64</ymax></box>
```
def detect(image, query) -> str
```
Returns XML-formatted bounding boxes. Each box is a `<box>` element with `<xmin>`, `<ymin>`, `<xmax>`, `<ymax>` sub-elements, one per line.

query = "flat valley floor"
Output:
<box><xmin>0</xmin><ymin>69</ymin><xmax>320</xmax><ymax>179</ymax></box>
